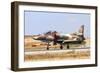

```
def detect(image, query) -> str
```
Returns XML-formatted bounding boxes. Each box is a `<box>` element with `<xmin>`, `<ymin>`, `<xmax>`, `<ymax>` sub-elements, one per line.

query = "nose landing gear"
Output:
<box><xmin>60</xmin><ymin>43</ymin><xmax>63</xmax><ymax>49</ymax></box>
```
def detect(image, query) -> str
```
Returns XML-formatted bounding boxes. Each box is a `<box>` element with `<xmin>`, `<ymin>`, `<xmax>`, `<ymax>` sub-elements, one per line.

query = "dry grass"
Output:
<box><xmin>25</xmin><ymin>50</ymin><xmax>90</xmax><ymax>61</ymax></box>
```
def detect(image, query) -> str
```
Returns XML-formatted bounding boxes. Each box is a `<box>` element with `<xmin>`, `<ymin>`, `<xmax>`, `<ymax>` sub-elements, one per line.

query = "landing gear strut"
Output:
<box><xmin>47</xmin><ymin>42</ymin><xmax>49</xmax><ymax>50</ymax></box>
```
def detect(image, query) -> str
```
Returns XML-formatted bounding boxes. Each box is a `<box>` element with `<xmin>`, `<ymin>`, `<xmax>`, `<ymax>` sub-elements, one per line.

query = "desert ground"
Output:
<box><xmin>25</xmin><ymin>49</ymin><xmax>90</xmax><ymax>61</ymax></box>
<box><xmin>24</xmin><ymin>36</ymin><xmax>90</xmax><ymax>61</ymax></box>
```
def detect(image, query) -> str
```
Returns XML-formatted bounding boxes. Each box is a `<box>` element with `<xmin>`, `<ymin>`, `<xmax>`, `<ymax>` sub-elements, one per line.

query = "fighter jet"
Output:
<box><xmin>33</xmin><ymin>25</ymin><xmax>85</xmax><ymax>50</ymax></box>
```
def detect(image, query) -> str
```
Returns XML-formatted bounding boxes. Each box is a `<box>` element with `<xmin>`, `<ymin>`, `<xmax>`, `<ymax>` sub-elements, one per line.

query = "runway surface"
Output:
<box><xmin>25</xmin><ymin>47</ymin><xmax>90</xmax><ymax>55</ymax></box>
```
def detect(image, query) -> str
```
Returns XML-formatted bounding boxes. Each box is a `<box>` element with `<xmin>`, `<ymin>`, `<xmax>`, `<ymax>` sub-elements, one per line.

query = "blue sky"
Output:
<box><xmin>24</xmin><ymin>11</ymin><xmax>90</xmax><ymax>37</ymax></box>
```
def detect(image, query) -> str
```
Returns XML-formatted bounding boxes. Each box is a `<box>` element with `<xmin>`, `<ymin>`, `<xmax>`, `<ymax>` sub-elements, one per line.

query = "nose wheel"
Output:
<box><xmin>60</xmin><ymin>44</ymin><xmax>63</xmax><ymax>49</ymax></box>
<box><xmin>67</xmin><ymin>44</ymin><xmax>70</xmax><ymax>49</ymax></box>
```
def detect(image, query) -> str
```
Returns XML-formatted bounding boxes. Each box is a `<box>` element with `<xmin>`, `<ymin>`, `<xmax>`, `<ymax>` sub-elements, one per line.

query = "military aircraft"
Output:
<box><xmin>33</xmin><ymin>25</ymin><xmax>85</xmax><ymax>50</ymax></box>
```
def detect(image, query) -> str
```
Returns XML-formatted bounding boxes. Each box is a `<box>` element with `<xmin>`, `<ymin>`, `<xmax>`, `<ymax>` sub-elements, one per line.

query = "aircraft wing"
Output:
<box><xmin>57</xmin><ymin>39</ymin><xmax>83</xmax><ymax>44</ymax></box>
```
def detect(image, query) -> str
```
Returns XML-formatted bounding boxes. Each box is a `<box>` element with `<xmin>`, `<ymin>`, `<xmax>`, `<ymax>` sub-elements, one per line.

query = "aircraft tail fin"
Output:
<box><xmin>78</xmin><ymin>25</ymin><xmax>84</xmax><ymax>36</ymax></box>
<box><xmin>78</xmin><ymin>25</ymin><xmax>85</xmax><ymax>40</ymax></box>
